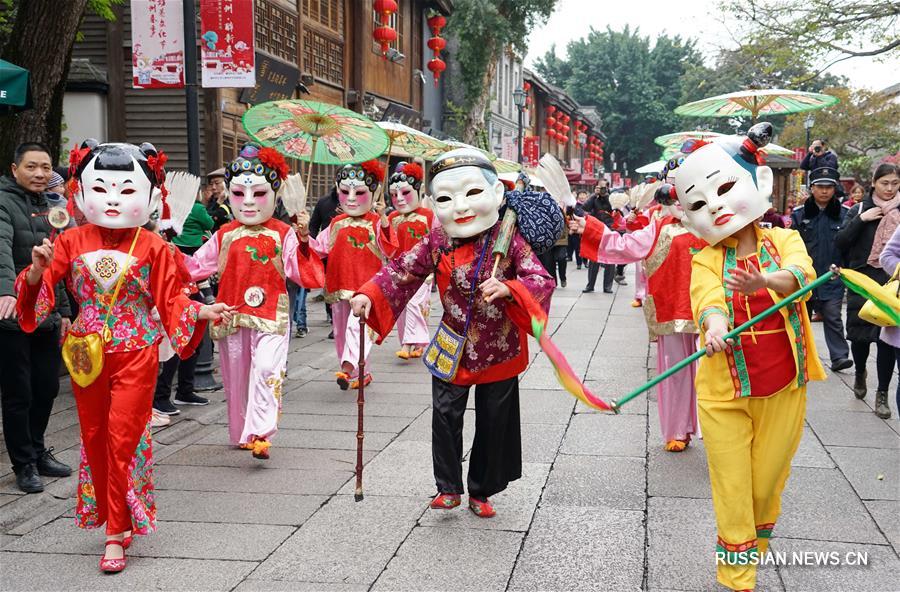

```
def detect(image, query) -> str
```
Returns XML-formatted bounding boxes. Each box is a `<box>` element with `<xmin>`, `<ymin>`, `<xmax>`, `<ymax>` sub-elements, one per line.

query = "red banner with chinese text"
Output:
<box><xmin>131</xmin><ymin>0</ymin><xmax>185</xmax><ymax>89</ymax></box>
<box><xmin>200</xmin><ymin>0</ymin><xmax>256</xmax><ymax>88</ymax></box>
<box><xmin>523</xmin><ymin>136</ymin><xmax>539</xmax><ymax>167</ymax></box>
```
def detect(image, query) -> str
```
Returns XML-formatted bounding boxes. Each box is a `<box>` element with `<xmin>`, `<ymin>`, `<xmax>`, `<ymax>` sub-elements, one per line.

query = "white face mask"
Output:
<box><xmin>76</xmin><ymin>157</ymin><xmax>159</xmax><ymax>229</ymax></box>
<box><xmin>336</xmin><ymin>180</ymin><xmax>373</xmax><ymax>217</ymax></box>
<box><xmin>389</xmin><ymin>180</ymin><xmax>420</xmax><ymax>214</ymax></box>
<box><xmin>429</xmin><ymin>166</ymin><xmax>504</xmax><ymax>239</ymax></box>
<box><xmin>673</xmin><ymin>144</ymin><xmax>772</xmax><ymax>244</ymax></box>
<box><xmin>228</xmin><ymin>173</ymin><xmax>277</xmax><ymax>225</ymax></box>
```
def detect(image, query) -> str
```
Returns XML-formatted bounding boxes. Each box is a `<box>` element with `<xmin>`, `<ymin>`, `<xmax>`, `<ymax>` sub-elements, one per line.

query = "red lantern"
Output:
<box><xmin>427</xmin><ymin>57</ymin><xmax>446</xmax><ymax>84</ymax></box>
<box><xmin>427</xmin><ymin>37</ymin><xmax>446</xmax><ymax>52</ymax></box>
<box><xmin>546</xmin><ymin>116</ymin><xmax>556</xmax><ymax>127</ymax></box>
<box><xmin>373</xmin><ymin>0</ymin><xmax>398</xmax><ymax>57</ymax></box>
<box><xmin>374</xmin><ymin>26</ymin><xmax>398</xmax><ymax>55</ymax></box>
<box><xmin>523</xmin><ymin>81</ymin><xmax>531</xmax><ymax>91</ymax></box>
<box><xmin>427</xmin><ymin>13</ymin><xmax>447</xmax><ymax>35</ymax></box>
<box><xmin>547</xmin><ymin>105</ymin><xmax>556</xmax><ymax>115</ymax></box>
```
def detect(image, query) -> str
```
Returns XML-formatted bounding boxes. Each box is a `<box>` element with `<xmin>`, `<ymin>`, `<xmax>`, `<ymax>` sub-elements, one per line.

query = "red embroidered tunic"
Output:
<box><xmin>311</xmin><ymin>212</ymin><xmax>389</xmax><ymax>303</ymax></box>
<box><xmin>185</xmin><ymin>218</ymin><xmax>323</xmax><ymax>338</ymax></box>
<box><xmin>381</xmin><ymin>208</ymin><xmax>434</xmax><ymax>258</ymax></box>
<box><xmin>16</xmin><ymin>225</ymin><xmax>204</xmax><ymax>356</ymax></box>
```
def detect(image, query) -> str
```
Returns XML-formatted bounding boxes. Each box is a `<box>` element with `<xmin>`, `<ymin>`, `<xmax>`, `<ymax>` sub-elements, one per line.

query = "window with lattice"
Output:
<box><xmin>255</xmin><ymin>0</ymin><xmax>299</xmax><ymax>64</ymax></box>
<box><xmin>302</xmin><ymin>0</ymin><xmax>344</xmax><ymax>33</ymax></box>
<box><xmin>371</xmin><ymin>9</ymin><xmax>401</xmax><ymax>55</ymax></box>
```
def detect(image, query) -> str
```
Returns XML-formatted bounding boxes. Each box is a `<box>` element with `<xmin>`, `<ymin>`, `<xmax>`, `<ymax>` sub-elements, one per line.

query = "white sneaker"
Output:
<box><xmin>151</xmin><ymin>410</ymin><xmax>171</xmax><ymax>428</ymax></box>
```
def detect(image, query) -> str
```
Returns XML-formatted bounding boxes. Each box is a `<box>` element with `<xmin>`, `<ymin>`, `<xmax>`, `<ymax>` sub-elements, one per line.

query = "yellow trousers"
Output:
<box><xmin>699</xmin><ymin>387</ymin><xmax>806</xmax><ymax>591</ymax></box>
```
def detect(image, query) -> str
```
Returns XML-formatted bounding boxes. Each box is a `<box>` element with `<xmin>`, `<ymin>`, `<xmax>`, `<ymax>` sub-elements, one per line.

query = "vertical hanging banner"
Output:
<box><xmin>200</xmin><ymin>0</ymin><xmax>256</xmax><ymax>88</ymax></box>
<box><xmin>131</xmin><ymin>0</ymin><xmax>185</xmax><ymax>89</ymax></box>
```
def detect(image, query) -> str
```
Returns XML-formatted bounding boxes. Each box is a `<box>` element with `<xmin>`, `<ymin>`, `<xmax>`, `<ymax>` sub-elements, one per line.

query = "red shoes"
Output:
<box><xmin>99</xmin><ymin>540</ymin><xmax>126</xmax><ymax>573</ymax></box>
<box><xmin>467</xmin><ymin>496</ymin><xmax>496</xmax><ymax>518</ymax></box>
<box><xmin>664</xmin><ymin>435</ymin><xmax>691</xmax><ymax>452</ymax></box>
<box><xmin>430</xmin><ymin>493</ymin><xmax>461</xmax><ymax>509</ymax></box>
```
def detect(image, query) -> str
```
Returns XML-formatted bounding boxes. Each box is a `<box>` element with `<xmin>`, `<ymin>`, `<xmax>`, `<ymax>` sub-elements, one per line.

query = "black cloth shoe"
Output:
<box><xmin>153</xmin><ymin>400</ymin><xmax>181</xmax><ymax>415</ymax></box>
<box><xmin>582</xmin><ymin>288</ymin><xmax>594</xmax><ymax>293</ymax></box>
<box><xmin>37</xmin><ymin>448</ymin><xmax>72</xmax><ymax>478</ymax></box>
<box><xmin>295</xmin><ymin>327</ymin><xmax>308</xmax><ymax>338</ymax></box>
<box><xmin>15</xmin><ymin>464</ymin><xmax>44</xmax><ymax>493</ymax></box>
<box><xmin>830</xmin><ymin>358</ymin><xmax>853</xmax><ymax>372</ymax></box>
<box><xmin>328</xmin><ymin>330</ymin><xmax>335</xmax><ymax>339</ymax></box>
<box><xmin>614</xmin><ymin>275</ymin><xmax>628</xmax><ymax>286</ymax></box>
<box><xmin>174</xmin><ymin>392</ymin><xmax>209</xmax><ymax>406</ymax></box>
<box><xmin>853</xmin><ymin>371</ymin><xmax>867</xmax><ymax>399</ymax></box>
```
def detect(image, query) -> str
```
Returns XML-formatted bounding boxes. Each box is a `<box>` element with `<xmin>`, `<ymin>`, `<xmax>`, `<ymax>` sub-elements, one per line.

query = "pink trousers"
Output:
<box><xmin>634</xmin><ymin>263</ymin><xmax>647</xmax><ymax>301</ymax></box>
<box><xmin>332</xmin><ymin>300</ymin><xmax>373</xmax><ymax>378</ymax></box>
<box><xmin>397</xmin><ymin>280</ymin><xmax>431</xmax><ymax>347</ymax></box>
<box><xmin>219</xmin><ymin>328</ymin><xmax>287</xmax><ymax>445</ymax></box>
<box><xmin>656</xmin><ymin>333</ymin><xmax>699</xmax><ymax>442</ymax></box>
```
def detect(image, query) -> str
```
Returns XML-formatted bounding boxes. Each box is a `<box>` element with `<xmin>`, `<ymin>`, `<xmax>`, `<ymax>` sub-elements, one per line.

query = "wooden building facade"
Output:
<box><xmin>69</xmin><ymin>0</ymin><xmax>451</xmax><ymax>198</ymax></box>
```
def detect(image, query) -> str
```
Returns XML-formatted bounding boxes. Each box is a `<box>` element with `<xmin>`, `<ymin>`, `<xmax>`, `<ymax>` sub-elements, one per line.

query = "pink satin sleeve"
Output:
<box><xmin>183</xmin><ymin>235</ymin><xmax>220</xmax><ymax>281</ymax></box>
<box><xmin>595</xmin><ymin>218</ymin><xmax>657</xmax><ymax>264</ymax></box>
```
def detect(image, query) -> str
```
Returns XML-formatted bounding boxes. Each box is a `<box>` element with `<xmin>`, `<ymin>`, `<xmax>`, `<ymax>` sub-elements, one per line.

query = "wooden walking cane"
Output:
<box><xmin>354</xmin><ymin>315</ymin><xmax>366</xmax><ymax>502</ymax></box>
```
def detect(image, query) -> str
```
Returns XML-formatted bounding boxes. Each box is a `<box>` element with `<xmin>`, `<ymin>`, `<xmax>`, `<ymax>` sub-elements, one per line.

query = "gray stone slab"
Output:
<box><xmin>647</xmin><ymin>437</ymin><xmax>711</xmax><ymax>499</ymax></box>
<box><xmin>863</xmin><ymin>500</ymin><xmax>900</xmax><ymax>553</ymax></box>
<box><xmin>280</xmin><ymin>399</ymin><xmax>428</xmax><ymax>418</ymax></box>
<box><xmin>155</xmin><ymin>464</ymin><xmax>351</xmax><ymax>495</ymax></box>
<box><xmin>0</xmin><ymin>493</ymin><xmax>19</xmax><ymax>508</ymax></box>
<box><xmin>542</xmin><ymin>454</ymin><xmax>645</xmax><ymax>510</ymax></box>
<box><xmin>779</xmin><ymin>467</ymin><xmax>887</xmax><ymax>544</ymax></box>
<box><xmin>373</xmin><ymin>526</ymin><xmax>523</xmax><ymax>591</ymax></box>
<box><xmin>338</xmin><ymin>440</ymin><xmax>434</xmax><ymax>497</ymax></box>
<box><xmin>419</xmin><ymin>462</ymin><xmax>550</xmax><ymax>532</ymax></box>
<box><xmin>776</xmin><ymin>538</ymin><xmax>900</xmax><ymax>592</ymax></box>
<box><xmin>234</xmin><ymin>581</ymin><xmax>369</xmax><ymax>592</ymax></box>
<box><xmin>5</xmin><ymin>517</ymin><xmax>293</xmax><ymax>560</ymax></box>
<box><xmin>792</xmin><ymin>426</ymin><xmax>835</xmax><ymax>469</ymax></box>
<box><xmin>522</xmin><ymin>423</ymin><xmax>566</xmax><ymax>463</ymax></box>
<box><xmin>647</xmin><ymin>497</ymin><xmax>783</xmax><ymax>591</ymax></box>
<box><xmin>153</xmin><ymin>490</ymin><xmax>325</xmax><ymax>526</ymax></box>
<box><xmin>560</xmin><ymin>413</ymin><xmax>646</xmax><ymax>457</ymax></box>
<box><xmin>508</xmin><ymin>505</ymin><xmax>644</xmax><ymax>592</ymax></box>
<box><xmin>193</xmin><ymin>425</ymin><xmax>395</xmax><ymax>452</ymax></box>
<box><xmin>806</xmin><ymin>379</ymin><xmax>875</xmax><ymax>412</ymax></box>
<box><xmin>251</xmin><ymin>495</ymin><xmax>423</xmax><ymax>584</ymax></box>
<box><xmin>518</xmin><ymin>389</ymin><xmax>576</xmax><ymax>424</ymax></box>
<box><xmin>0</xmin><ymin>552</ymin><xmax>256</xmax><ymax>591</ymax></box>
<box><xmin>806</xmin><ymin>410</ymin><xmax>900</xmax><ymax>449</ymax></box>
<box><xmin>828</xmin><ymin>446</ymin><xmax>900</xmax><ymax>500</ymax></box>
<box><xmin>159</xmin><ymin>443</ymin><xmax>375</xmax><ymax>472</ymax></box>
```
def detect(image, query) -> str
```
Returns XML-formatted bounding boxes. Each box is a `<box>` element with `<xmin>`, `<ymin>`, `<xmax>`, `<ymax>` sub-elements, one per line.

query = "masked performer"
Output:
<box><xmin>351</xmin><ymin>149</ymin><xmax>555</xmax><ymax>518</ymax></box>
<box><xmin>382</xmin><ymin>161</ymin><xmax>437</xmax><ymax>359</ymax></box>
<box><xmin>184</xmin><ymin>143</ymin><xmax>322</xmax><ymax>460</ymax></box>
<box><xmin>309</xmin><ymin>160</ymin><xmax>390</xmax><ymax>390</ymax></box>
<box><xmin>16</xmin><ymin>141</ymin><xmax>231</xmax><ymax>573</ymax></box>
<box><xmin>671</xmin><ymin>124</ymin><xmax>825</xmax><ymax>591</ymax></box>
<box><xmin>570</xmin><ymin>168</ymin><xmax>705</xmax><ymax>452</ymax></box>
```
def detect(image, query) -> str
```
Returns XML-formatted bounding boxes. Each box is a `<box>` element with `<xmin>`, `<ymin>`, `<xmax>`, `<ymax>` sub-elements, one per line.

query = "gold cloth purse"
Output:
<box><xmin>62</xmin><ymin>228</ymin><xmax>141</xmax><ymax>388</ymax></box>
<box><xmin>859</xmin><ymin>263</ymin><xmax>899</xmax><ymax>327</ymax></box>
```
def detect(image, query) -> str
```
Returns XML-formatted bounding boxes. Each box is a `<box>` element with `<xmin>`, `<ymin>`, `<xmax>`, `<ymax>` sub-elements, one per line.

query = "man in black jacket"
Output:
<box><xmin>791</xmin><ymin>167</ymin><xmax>852</xmax><ymax>372</ymax></box>
<box><xmin>582</xmin><ymin>182</ymin><xmax>617</xmax><ymax>293</ymax></box>
<box><xmin>0</xmin><ymin>142</ymin><xmax>73</xmax><ymax>493</ymax></box>
<box><xmin>310</xmin><ymin>187</ymin><xmax>340</xmax><ymax>333</ymax></box>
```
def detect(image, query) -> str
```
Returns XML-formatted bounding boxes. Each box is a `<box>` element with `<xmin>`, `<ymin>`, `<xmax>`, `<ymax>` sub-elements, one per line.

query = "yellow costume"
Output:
<box><xmin>691</xmin><ymin>226</ymin><xmax>826</xmax><ymax>591</ymax></box>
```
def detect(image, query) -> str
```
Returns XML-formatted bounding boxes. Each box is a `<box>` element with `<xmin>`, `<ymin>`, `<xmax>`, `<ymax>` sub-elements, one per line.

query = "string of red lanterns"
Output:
<box><xmin>426</xmin><ymin>11</ymin><xmax>447</xmax><ymax>84</ymax></box>
<box><xmin>373</xmin><ymin>0</ymin><xmax>399</xmax><ymax>58</ymax></box>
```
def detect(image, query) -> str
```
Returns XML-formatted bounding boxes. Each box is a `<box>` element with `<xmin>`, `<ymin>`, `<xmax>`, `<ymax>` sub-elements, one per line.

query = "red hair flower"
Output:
<box><xmin>361</xmin><ymin>159</ymin><xmax>386</xmax><ymax>180</ymax></box>
<box><xmin>147</xmin><ymin>151</ymin><xmax>169</xmax><ymax>198</ymax></box>
<box><xmin>258</xmin><ymin>147</ymin><xmax>289</xmax><ymax>180</ymax></box>
<box><xmin>401</xmin><ymin>162</ymin><xmax>424</xmax><ymax>181</ymax></box>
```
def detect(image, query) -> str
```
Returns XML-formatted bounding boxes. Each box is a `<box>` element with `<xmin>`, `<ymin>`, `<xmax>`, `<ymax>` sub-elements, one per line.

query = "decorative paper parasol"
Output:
<box><xmin>654</xmin><ymin>130</ymin><xmax>725</xmax><ymax>149</ymax></box>
<box><xmin>494</xmin><ymin>158</ymin><xmax>523</xmax><ymax>174</ymax></box>
<box><xmin>243</xmin><ymin>99</ymin><xmax>389</xmax><ymax>195</ymax></box>
<box><xmin>376</xmin><ymin>121</ymin><xmax>447</xmax><ymax>160</ymax></box>
<box><xmin>635</xmin><ymin>160</ymin><xmax>666</xmax><ymax>175</ymax></box>
<box><xmin>675</xmin><ymin>89</ymin><xmax>839</xmax><ymax>122</ymax></box>
<box><xmin>443</xmin><ymin>140</ymin><xmax>498</xmax><ymax>161</ymax></box>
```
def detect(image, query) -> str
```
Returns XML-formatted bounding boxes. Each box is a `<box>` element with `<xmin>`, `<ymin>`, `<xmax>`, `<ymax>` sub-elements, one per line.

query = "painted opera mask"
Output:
<box><xmin>71</xmin><ymin>140</ymin><xmax>164</xmax><ymax>229</ymax></box>
<box><xmin>335</xmin><ymin>160</ymin><xmax>384</xmax><ymax>217</ymax></box>
<box><xmin>225</xmin><ymin>144</ymin><xmax>289</xmax><ymax>226</ymax></box>
<box><xmin>428</xmin><ymin>148</ymin><xmax>504</xmax><ymax>239</ymax></box>
<box><xmin>389</xmin><ymin>161</ymin><xmax>424</xmax><ymax>214</ymax></box>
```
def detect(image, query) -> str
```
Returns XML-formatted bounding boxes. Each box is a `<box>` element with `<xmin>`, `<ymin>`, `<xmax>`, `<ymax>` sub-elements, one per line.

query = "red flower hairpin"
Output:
<box><xmin>147</xmin><ymin>151</ymin><xmax>169</xmax><ymax>198</ymax></box>
<box><xmin>401</xmin><ymin>162</ymin><xmax>424</xmax><ymax>181</ymax></box>
<box><xmin>258</xmin><ymin>147</ymin><xmax>289</xmax><ymax>180</ymax></box>
<box><xmin>361</xmin><ymin>159</ymin><xmax>386</xmax><ymax>180</ymax></box>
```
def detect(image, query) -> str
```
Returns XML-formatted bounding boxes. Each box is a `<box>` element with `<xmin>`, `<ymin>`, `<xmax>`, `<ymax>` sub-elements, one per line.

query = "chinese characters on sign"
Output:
<box><xmin>131</xmin><ymin>0</ymin><xmax>185</xmax><ymax>89</ymax></box>
<box><xmin>200</xmin><ymin>0</ymin><xmax>256</xmax><ymax>88</ymax></box>
<box><xmin>523</xmin><ymin>136</ymin><xmax>539</xmax><ymax>167</ymax></box>
<box><xmin>238</xmin><ymin>54</ymin><xmax>300</xmax><ymax>105</ymax></box>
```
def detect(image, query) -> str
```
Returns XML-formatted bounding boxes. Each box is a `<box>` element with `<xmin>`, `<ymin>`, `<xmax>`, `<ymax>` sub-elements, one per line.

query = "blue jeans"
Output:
<box><xmin>293</xmin><ymin>287</ymin><xmax>308</xmax><ymax>329</ymax></box>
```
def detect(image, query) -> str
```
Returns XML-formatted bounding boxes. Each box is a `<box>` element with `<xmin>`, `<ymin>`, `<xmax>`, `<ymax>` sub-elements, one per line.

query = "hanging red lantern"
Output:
<box><xmin>427</xmin><ymin>36</ymin><xmax>446</xmax><ymax>53</ymax></box>
<box><xmin>374</xmin><ymin>0</ymin><xmax>399</xmax><ymax>57</ymax></box>
<box><xmin>547</xmin><ymin>105</ymin><xmax>556</xmax><ymax>115</ymax></box>
<box><xmin>427</xmin><ymin>12</ymin><xmax>447</xmax><ymax>35</ymax></box>
<box><xmin>546</xmin><ymin>116</ymin><xmax>556</xmax><ymax>127</ymax></box>
<box><xmin>427</xmin><ymin>57</ymin><xmax>446</xmax><ymax>84</ymax></box>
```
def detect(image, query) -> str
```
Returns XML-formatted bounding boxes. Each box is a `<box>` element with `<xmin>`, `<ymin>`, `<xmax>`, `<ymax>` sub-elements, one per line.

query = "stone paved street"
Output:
<box><xmin>1</xmin><ymin>265</ymin><xmax>898</xmax><ymax>591</ymax></box>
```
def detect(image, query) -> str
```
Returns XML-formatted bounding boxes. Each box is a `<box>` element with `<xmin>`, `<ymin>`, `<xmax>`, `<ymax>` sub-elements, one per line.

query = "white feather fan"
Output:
<box><xmin>536</xmin><ymin>154</ymin><xmax>576</xmax><ymax>208</ymax></box>
<box><xmin>160</xmin><ymin>171</ymin><xmax>200</xmax><ymax>235</ymax></box>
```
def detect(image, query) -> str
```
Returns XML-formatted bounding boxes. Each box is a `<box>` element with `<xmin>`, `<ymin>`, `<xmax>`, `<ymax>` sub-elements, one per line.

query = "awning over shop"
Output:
<box><xmin>0</xmin><ymin>59</ymin><xmax>31</xmax><ymax>112</ymax></box>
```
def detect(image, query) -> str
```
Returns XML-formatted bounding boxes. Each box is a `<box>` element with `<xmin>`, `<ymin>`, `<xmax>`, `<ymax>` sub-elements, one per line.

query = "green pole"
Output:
<box><xmin>612</xmin><ymin>270</ymin><xmax>834</xmax><ymax>410</ymax></box>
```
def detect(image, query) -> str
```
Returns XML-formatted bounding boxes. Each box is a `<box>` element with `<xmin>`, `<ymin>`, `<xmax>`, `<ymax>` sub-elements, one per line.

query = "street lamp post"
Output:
<box><xmin>512</xmin><ymin>88</ymin><xmax>526</xmax><ymax>164</ymax></box>
<box><xmin>804</xmin><ymin>113</ymin><xmax>815</xmax><ymax>185</ymax></box>
<box><xmin>578</xmin><ymin>132</ymin><xmax>587</xmax><ymax>174</ymax></box>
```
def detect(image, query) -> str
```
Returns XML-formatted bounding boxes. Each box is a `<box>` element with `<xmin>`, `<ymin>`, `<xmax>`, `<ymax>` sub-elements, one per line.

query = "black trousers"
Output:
<box><xmin>567</xmin><ymin>234</ymin><xmax>583</xmax><ymax>266</ymax></box>
<box><xmin>585</xmin><ymin>262</ymin><xmax>615</xmax><ymax>291</ymax></box>
<box><xmin>431</xmin><ymin>375</ymin><xmax>522</xmax><ymax>498</ymax></box>
<box><xmin>851</xmin><ymin>339</ymin><xmax>895</xmax><ymax>392</ymax></box>
<box><xmin>538</xmin><ymin>246</ymin><xmax>567</xmax><ymax>285</ymax></box>
<box><xmin>0</xmin><ymin>328</ymin><xmax>62</xmax><ymax>470</ymax></box>
<box><xmin>153</xmin><ymin>290</ymin><xmax>203</xmax><ymax>405</ymax></box>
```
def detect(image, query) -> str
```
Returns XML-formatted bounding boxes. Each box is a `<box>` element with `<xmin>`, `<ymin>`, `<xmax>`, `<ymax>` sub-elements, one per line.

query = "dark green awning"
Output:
<box><xmin>0</xmin><ymin>59</ymin><xmax>30</xmax><ymax>109</ymax></box>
